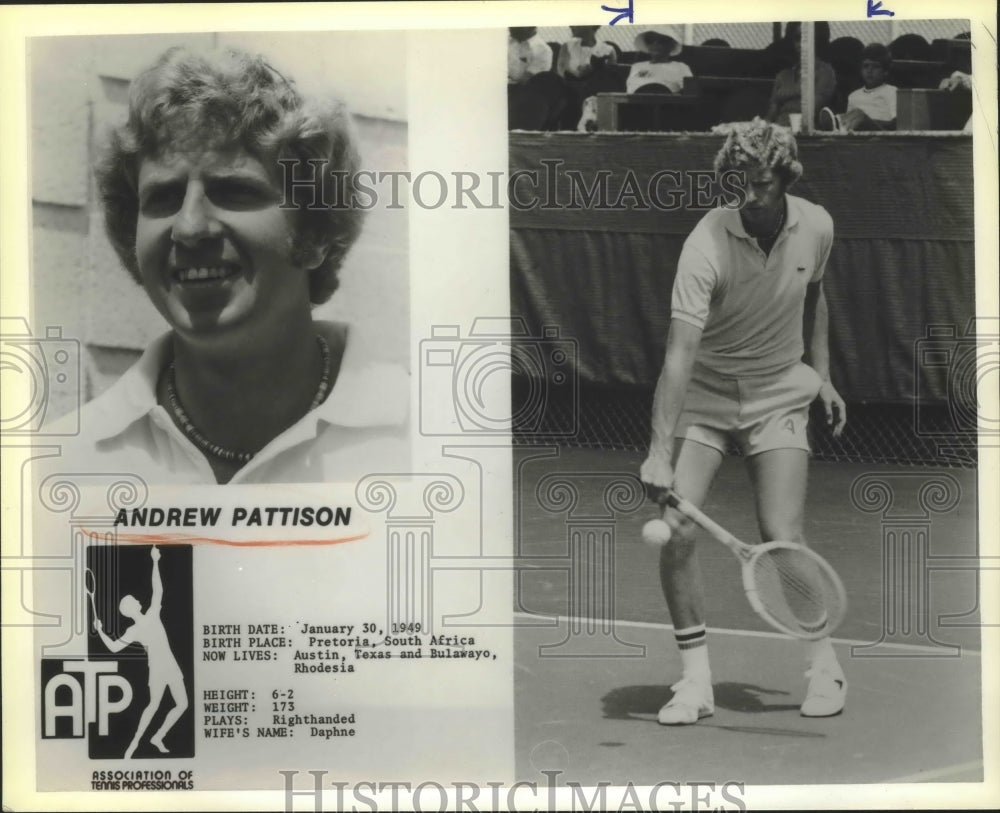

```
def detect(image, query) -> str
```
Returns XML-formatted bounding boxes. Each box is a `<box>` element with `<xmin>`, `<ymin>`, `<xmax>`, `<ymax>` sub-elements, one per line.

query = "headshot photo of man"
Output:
<box><xmin>31</xmin><ymin>32</ymin><xmax>410</xmax><ymax>484</ymax></box>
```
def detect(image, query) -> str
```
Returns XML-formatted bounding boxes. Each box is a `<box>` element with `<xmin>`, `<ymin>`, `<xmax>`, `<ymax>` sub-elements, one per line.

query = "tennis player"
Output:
<box><xmin>94</xmin><ymin>547</ymin><xmax>187</xmax><ymax>759</ymax></box>
<box><xmin>640</xmin><ymin>118</ymin><xmax>848</xmax><ymax>725</ymax></box>
<box><xmin>60</xmin><ymin>45</ymin><xmax>408</xmax><ymax>484</ymax></box>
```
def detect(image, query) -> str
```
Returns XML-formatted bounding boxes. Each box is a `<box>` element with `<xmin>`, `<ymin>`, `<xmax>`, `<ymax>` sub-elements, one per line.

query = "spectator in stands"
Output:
<box><xmin>558</xmin><ymin>25</ymin><xmax>620</xmax><ymax>130</ymax></box>
<box><xmin>557</xmin><ymin>25</ymin><xmax>617</xmax><ymax>79</ymax></box>
<box><xmin>508</xmin><ymin>26</ymin><xmax>553</xmax><ymax>85</ymax></box>
<box><xmin>939</xmin><ymin>70</ymin><xmax>974</xmax><ymax>133</ymax></box>
<box><xmin>508</xmin><ymin>27</ymin><xmax>565</xmax><ymax>130</ymax></box>
<box><xmin>626</xmin><ymin>28</ymin><xmax>693</xmax><ymax>95</ymax></box>
<box><xmin>766</xmin><ymin>22</ymin><xmax>836</xmax><ymax>127</ymax></box>
<box><xmin>841</xmin><ymin>43</ymin><xmax>897</xmax><ymax>131</ymax></box>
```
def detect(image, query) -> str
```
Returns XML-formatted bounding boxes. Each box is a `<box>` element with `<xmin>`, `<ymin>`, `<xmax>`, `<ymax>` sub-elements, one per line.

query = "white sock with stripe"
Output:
<box><xmin>675</xmin><ymin>624</ymin><xmax>710</xmax><ymax>680</ymax></box>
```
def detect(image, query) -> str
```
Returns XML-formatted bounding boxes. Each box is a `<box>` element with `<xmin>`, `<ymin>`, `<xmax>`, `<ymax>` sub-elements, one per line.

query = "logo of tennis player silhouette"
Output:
<box><xmin>93</xmin><ymin>546</ymin><xmax>188</xmax><ymax>759</ymax></box>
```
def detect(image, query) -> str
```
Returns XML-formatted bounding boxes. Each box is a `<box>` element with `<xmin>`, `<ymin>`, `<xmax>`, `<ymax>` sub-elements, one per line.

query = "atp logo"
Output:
<box><xmin>41</xmin><ymin>660</ymin><xmax>133</xmax><ymax>738</ymax></box>
<box><xmin>41</xmin><ymin>544</ymin><xmax>194</xmax><ymax>759</ymax></box>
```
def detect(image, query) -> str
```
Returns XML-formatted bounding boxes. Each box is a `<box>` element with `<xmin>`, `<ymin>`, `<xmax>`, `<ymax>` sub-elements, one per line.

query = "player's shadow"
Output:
<box><xmin>601</xmin><ymin>681</ymin><xmax>798</xmax><ymax>719</ymax></box>
<box><xmin>600</xmin><ymin>685</ymin><xmax>672</xmax><ymax>719</ymax></box>
<box><xmin>712</xmin><ymin>681</ymin><xmax>798</xmax><ymax>713</ymax></box>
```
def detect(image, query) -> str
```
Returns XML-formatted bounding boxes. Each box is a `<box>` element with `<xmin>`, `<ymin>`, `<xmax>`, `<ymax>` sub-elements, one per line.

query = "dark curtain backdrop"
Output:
<box><xmin>510</xmin><ymin>132</ymin><xmax>975</xmax><ymax>403</ymax></box>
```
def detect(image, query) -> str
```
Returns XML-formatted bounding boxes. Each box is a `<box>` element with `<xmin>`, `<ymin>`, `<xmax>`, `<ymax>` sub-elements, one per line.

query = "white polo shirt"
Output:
<box><xmin>671</xmin><ymin>194</ymin><xmax>834</xmax><ymax>378</ymax></box>
<box><xmin>45</xmin><ymin>323</ymin><xmax>410</xmax><ymax>484</ymax></box>
<box><xmin>846</xmin><ymin>83</ymin><xmax>897</xmax><ymax>123</ymax></box>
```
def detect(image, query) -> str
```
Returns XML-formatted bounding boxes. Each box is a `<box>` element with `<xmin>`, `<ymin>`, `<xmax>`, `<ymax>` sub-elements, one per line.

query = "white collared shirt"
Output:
<box><xmin>46</xmin><ymin>324</ymin><xmax>410</xmax><ymax>484</ymax></box>
<box><xmin>671</xmin><ymin>194</ymin><xmax>834</xmax><ymax>377</ymax></box>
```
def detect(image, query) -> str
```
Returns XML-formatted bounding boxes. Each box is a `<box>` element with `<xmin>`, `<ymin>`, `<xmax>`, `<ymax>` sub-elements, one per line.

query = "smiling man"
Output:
<box><xmin>66</xmin><ymin>46</ymin><xmax>408</xmax><ymax>484</ymax></box>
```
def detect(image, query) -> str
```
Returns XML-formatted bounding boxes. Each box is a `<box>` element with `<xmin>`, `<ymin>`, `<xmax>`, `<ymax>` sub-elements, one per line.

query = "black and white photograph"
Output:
<box><xmin>1</xmin><ymin>2</ymin><xmax>997</xmax><ymax>811</ymax></box>
<box><xmin>508</xmin><ymin>15</ymin><xmax>992</xmax><ymax>793</ymax></box>
<box><xmin>24</xmin><ymin>30</ymin><xmax>410</xmax><ymax>485</ymax></box>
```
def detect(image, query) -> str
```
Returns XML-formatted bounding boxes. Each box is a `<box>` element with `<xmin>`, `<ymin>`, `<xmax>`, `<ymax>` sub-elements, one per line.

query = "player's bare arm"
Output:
<box><xmin>641</xmin><ymin>319</ymin><xmax>703</xmax><ymax>501</ymax></box>
<box><xmin>804</xmin><ymin>281</ymin><xmax>847</xmax><ymax>436</ymax></box>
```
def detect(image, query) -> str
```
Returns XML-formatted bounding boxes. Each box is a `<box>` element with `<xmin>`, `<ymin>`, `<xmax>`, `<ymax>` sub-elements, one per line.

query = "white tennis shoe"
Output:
<box><xmin>800</xmin><ymin>666</ymin><xmax>847</xmax><ymax>717</ymax></box>
<box><xmin>658</xmin><ymin>676</ymin><xmax>714</xmax><ymax>725</ymax></box>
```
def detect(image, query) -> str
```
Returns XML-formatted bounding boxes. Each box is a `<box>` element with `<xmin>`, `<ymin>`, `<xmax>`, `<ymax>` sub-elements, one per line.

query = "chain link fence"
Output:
<box><xmin>511</xmin><ymin>376</ymin><xmax>978</xmax><ymax>468</ymax></box>
<box><xmin>536</xmin><ymin>20</ymin><xmax>970</xmax><ymax>52</ymax></box>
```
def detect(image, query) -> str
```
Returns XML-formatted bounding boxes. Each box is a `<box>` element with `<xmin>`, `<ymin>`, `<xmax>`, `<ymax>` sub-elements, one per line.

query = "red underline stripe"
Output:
<box><xmin>79</xmin><ymin>529</ymin><xmax>370</xmax><ymax>547</ymax></box>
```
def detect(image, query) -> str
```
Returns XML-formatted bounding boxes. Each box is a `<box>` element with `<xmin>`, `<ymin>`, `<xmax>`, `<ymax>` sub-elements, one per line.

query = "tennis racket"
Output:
<box><xmin>663</xmin><ymin>489</ymin><xmax>847</xmax><ymax>640</ymax></box>
<box><xmin>84</xmin><ymin>568</ymin><xmax>99</xmax><ymax>631</ymax></box>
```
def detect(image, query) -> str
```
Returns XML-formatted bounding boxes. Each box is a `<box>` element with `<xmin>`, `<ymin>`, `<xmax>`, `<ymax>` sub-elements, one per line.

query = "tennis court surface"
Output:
<box><xmin>513</xmin><ymin>447</ymin><xmax>983</xmax><ymax>785</ymax></box>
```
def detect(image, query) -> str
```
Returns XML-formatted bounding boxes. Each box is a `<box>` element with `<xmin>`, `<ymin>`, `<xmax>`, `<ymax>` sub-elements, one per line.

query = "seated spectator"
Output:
<box><xmin>508</xmin><ymin>27</ymin><xmax>552</xmax><ymax>84</ymax></box>
<box><xmin>626</xmin><ymin>28</ymin><xmax>692</xmax><ymax>95</ymax></box>
<box><xmin>557</xmin><ymin>25</ymin><xmax>617</xmax><ymax>79</ymax></box>
<box><xmin>842</xmin><ymin>43</ymin><xmax>897</xmax><ymax>130</ymax></box>
<box><xmin>939</xmin><ymin>70</ymin><xmax>973</xmax><ymax>132</ymax></box>
<box><xmin>508</xmin><ymin>27</ymin><xmax>563</xmax><ymax>130</ymax></box>
<box><xmin>826</xmin><ymin>36</ymin><xmax>865</xmax><ymax>96</ymax></box>
<box><xmin>766</xmin><ymin>22</ymin><xmax>836</xmax><ymax>126</ymax></box>
<box><xmin>558</xmin><ymin>25</ymin><xmax>620</xmax><ymax>129</ymax></box>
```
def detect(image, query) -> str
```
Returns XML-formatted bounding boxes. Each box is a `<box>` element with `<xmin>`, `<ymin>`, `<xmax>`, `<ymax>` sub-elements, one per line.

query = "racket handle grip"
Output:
<box><xmin>662</xmin><ymin>489</ymin><xmax>741</xmax><ymax>551</ymax></box>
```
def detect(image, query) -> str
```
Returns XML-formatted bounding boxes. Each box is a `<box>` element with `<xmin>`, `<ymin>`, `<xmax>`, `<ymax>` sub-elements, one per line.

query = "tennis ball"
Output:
<box><xmin>642</xmin><ymin>518</ymin><xmax>672</xmax><ymax>547</ymax></box>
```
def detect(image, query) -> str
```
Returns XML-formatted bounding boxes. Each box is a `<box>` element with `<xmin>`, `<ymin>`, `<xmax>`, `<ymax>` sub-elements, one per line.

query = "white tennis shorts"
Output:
<box><xmin>675</xmin><ymin>361</ymin><xmax>824</xmax><ymax>456</ymax></box>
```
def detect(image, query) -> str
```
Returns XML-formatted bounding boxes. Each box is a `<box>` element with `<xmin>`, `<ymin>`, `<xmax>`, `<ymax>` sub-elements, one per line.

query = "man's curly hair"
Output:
<box><xmin>712</xmin><ymin>117</ymin><xmax>803</xmax><ymax>187</ymax></box>
<box><xmin>95</xmin><ymin>46</ymin><xmax>364</xmax><ymax>305</ymax></box>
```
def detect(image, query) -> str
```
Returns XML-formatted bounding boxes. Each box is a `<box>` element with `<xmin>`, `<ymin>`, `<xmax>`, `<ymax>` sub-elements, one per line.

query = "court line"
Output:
<box><xmin>883</xmin><ymin>760</ymin><xmax>984</xmax><ymax>783</ymax></box>
<box><xmin>513</xmin><ymin>611</ymin><xmax>982</xmax><ymax>656</ymax></box>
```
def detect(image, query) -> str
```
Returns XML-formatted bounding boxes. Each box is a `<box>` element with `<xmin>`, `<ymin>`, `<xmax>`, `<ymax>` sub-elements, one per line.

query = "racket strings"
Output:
<box><xmin>750</xmin><ymin>548</ymin><xmax>845</xmax><ymax>638</ymax></box>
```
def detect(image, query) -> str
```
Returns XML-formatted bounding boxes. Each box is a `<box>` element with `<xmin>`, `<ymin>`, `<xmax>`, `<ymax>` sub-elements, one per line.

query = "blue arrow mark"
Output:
<box><xmin>867</xmin><ymin>0</ymin><xmax>895</xmax><ymax>17</ymax></box>
<box><xmin>601</xmin><ymin>0</ymin><xmax>634</xmax><ymax>26</ymax></box>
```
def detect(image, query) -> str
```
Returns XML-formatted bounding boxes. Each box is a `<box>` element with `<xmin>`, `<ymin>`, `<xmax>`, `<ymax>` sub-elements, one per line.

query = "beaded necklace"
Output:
<box><xmin>754</xmin><ymin>201</ymin><xmax>786</xmax><ymax>252</ymax></box>
<box><xmin>165</xmin><ymin>334</ymin><xmax>332</xmax><ymax>465</ymax></box>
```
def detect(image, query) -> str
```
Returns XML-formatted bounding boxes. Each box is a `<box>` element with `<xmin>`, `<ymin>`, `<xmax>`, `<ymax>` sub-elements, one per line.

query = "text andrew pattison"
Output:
<box><xmin>112</xmin><ymin>506</ymin><xmax>353</xmax><ymax>527</ymax></box>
